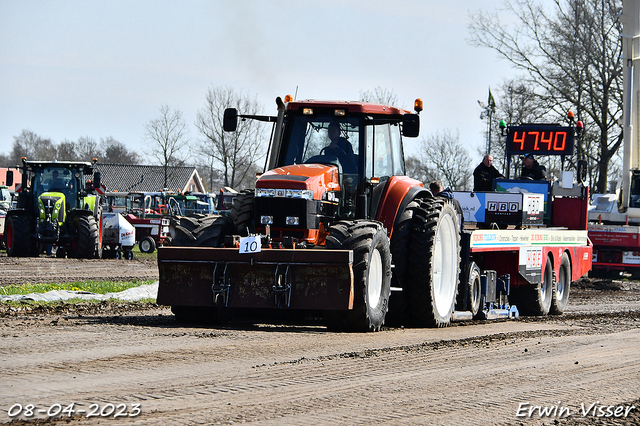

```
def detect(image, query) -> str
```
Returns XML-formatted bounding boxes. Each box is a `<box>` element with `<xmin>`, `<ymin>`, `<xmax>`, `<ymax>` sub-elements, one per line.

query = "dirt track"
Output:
<box><xmin>1</xmin><ymin>255</ymin><xmax>639</xmax><ymax>425</ymax></box>
<box><xmin>0</xmin><ymin>254</ymin><xmax>158</xmax><ymax>286</ymax></box>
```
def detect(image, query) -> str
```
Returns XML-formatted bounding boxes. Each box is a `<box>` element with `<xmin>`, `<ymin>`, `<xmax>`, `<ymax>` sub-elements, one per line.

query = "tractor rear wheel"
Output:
<box><xmin>324</xmin><ymin>220</ymin><xmax>392</xmax><ymax>332</ymax></box>
<box><xmin>406</xmin><ymin>198</ymin><xmax>461</xmax><ymax>327</ymax></box>
<box><xmin>550</xmin><ymin>252</ymin><xmax>571</xmax><ymax>315</ymax></box>
<box><xmin>139</xmin><ymin>236</ymin><xmax>156</xmax><ymax>253</ymax></box>
<box><xmin>69</xmin><ymin>215</ymin><xmax>99</xmax><ymax>259</ymax></box>
<box><xmin>228</xmin><ymin>189</ymin><xmax>255</xmax><ymax>236</ymax></box>
<box><xmin>385</xmin><ymin>200</ymin><xmax>419</xmax><ymax>326</ymax></box>
<box><xmin>5</xmin><ymin>215</ymin><xmax>35</xmax><ymax>257</ymax></box>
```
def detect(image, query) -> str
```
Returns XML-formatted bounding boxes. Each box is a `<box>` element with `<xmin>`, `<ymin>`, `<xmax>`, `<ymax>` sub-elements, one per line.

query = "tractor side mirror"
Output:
<box><xmin>93</xmin><ymin>172</ymin><xmax>101</xmax><ymax>189</ymax></box>
<box><xmin>223</xmin><ymin>108</ymin><xmax>238</xmax><ymax>132</ymax></box>
<box><xmin>5</xmin><ymin>170</ymin><xmax>13</xmax><ymax>187</ymax></box>
<box><xmin>402</xmin><ymin>114</ymin><xmax>420</xmax><ymax>138</ymax></box>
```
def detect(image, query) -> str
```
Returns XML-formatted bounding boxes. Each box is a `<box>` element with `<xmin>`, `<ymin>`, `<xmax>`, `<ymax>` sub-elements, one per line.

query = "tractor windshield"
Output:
<box><xmin>280</xmin><ymin>114</ymin><xmax>360</xmax><ymax>174</ymax></box>
<box><xmin>34</xmin><ymin>167</ymin><xmax>81</xmax><ymax>200</ymax></box>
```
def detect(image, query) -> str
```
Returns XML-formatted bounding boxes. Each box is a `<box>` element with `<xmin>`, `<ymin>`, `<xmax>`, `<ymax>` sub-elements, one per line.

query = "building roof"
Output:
<box><xmin>94</xmin><ymin>163</ymin><xmax>205</xmax><ymax>193</ymax></box>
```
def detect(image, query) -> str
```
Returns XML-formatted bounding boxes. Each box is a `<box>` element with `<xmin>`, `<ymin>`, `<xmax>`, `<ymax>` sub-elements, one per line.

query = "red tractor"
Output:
<box><xmin>158</xmin><ymin>97</ymin><xmax>463</xmax><ymax>331</ymax></box>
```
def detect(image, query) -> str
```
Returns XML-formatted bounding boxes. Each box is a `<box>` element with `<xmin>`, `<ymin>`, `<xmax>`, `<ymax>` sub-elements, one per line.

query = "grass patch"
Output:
<box><xmin>130</xmin><ymin>243</ymin><xmax>158</xmax><ymax>261</ymax></box>
<box><xmin>0</xmin><ymin>279</ymin><xmax>156</xmax><ymax>296</ymax></box>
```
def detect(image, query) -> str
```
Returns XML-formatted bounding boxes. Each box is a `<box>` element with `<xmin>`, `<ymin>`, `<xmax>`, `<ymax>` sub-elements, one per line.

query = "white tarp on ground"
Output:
<box><xmin>0</xmin><ymin>282</ymin><xmax>158</xmax><ymax>303</ymax></box>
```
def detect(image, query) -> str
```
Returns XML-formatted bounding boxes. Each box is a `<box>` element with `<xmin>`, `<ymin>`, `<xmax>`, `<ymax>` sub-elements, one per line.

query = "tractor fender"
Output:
<box><xmin>5</xmin><ymin>208</ymin><xmax>29</xmax><ymax>221</ymax></box>
<box><xmin>66</xmin><ymin>208</ymin><xmax>96</xmax><ymax>223</ymax></box>
<box><xmin>375</xmin><ymin>176</ymin><xmax>430</xmax><ymax>237</ymax></box>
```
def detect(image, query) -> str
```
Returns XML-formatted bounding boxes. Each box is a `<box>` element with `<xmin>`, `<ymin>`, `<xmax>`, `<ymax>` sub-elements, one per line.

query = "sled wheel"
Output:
<box><xmin>550</xmin><ymin>252</ymin><xmax>571</xmax><ymax>315</ymax></box>
<box><xmin>512</xmin><ymin>255</ymin><xmax>554</xmax><ymax>316</ymax></box>
<box><xmin>458</xmin><ymin>262</ymin><xmax>483</xmax><ymax>318</ymax></box>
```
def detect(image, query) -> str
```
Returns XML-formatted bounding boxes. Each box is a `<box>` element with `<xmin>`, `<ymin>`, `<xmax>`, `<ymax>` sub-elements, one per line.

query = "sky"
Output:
<box><xmin>0</xmin><ymin>0</ymin><xmax>519</xmax><ymax>165</ymax></box>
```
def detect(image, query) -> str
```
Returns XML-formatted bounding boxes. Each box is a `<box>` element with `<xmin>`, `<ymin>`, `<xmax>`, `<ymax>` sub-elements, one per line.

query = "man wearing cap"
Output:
<box><xmin>521</xmin><ymin>153</ymin><xmax>547</xmax><ymax>180</ymax></box>
<box><xmin>473</xmin><ymin>154</ymin><xmax>504</xmax><ymax>192</ymax></box>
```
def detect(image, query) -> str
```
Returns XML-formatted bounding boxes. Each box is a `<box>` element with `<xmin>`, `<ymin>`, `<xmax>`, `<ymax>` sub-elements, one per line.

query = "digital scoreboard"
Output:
<box><xmin>506</xmin><ymin>125</ymin><xmax>575</xmax><ymax>156</ymax></box>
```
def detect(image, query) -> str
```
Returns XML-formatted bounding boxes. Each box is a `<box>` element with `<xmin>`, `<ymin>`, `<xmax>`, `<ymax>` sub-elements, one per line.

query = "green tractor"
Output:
<box><xmin>4</xmin><ymin>158</ymin><xmax>103</xmax><ymax>258</ymax></box>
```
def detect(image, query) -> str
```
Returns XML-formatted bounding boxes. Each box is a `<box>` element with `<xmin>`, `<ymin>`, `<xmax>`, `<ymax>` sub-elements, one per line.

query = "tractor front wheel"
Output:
<box><xmin>5</xmin><ymin>215</ymin><xmax>34</xmax><ymax>257</ymax></box>
<box><xmin>324</xmin><ymin>220</ymin><xmax>392</xmax><ymax>332</ymax></box>
<box><xmin>69</xmin><ymin>215</ymin><xmax>100</xmax><ymax>259</ymax></box>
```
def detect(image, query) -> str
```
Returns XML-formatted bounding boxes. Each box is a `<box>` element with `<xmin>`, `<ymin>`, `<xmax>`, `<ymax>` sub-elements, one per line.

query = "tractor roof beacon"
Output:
<box><xmin>157</xmin><ymin>96</ymin><xmax>469</xmax><ymax>331</ymax></box>
<box><xmin>3</xmin><ymin>158</ymin><xmax>103</xmax><ymax>259</ymax></box>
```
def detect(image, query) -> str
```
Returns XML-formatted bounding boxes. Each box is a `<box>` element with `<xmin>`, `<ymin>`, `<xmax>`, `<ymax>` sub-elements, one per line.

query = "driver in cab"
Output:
<box><xmin>47</xmin><ymin>170</ymin><xmax>65</xmax><ymax>191</ymax></box>
<box><xmin>324</xmin><ymin>122</ymin><xmax>357</xmax><ymax>173</ymax></box>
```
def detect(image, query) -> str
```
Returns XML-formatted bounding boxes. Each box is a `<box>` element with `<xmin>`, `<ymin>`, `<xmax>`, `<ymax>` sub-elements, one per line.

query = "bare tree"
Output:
<box><xmin>469</xmin><ymin>0</ymin><xmax>623</xmax><ymax>193</ymax></box>
<box><xmin>0</xmin><ymin>152</ymin><xmax>10</xmax><ymax>167</ymax></box>
<box><xmin>418</xmin><ymin>130</ymin><xmax>472</xmax><ymax>191</ymax></box>
<box><xmin>74</xmin><ymin>136</ymin><xmax>102</xmax><ymax>161</ymax></box>
<box><xmin>56</xmin><ymin>140</ymin><xmax>80</xmax><ymax>161</ymax></box>
<box><xmin>195</xmin><ymin>86</ymin><xmax>265</xmax><ymax>189</ymax></box>
<box><xmin>145</xmin><ymin>105</ymin><xmax>191</xmax><ymax>188</ymax></box>
<box><xmin>404</xmin><ymin>155</ymin><xmax>434</xmax><ymax>184</ymax></box>
<box><xmin>359</xmin><ymin>86</ymin><xmax>399</xmax><ymax>106</ymax></box>
<box><xmin>10</xmin><ymin>130</ymin><xmax>56</xmax><ymax>164</ymax></box>
<box><xmin>101</xmin><ymin>137</ymin><xmax>140</xmax><ymax>164</ymax></box>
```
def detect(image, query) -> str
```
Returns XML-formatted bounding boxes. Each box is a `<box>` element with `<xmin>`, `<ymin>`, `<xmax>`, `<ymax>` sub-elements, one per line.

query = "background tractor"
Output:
<box><xmin>4</xmin><ymin>158</ymin><xmax>102</xmax><ymax>258</ymax></box>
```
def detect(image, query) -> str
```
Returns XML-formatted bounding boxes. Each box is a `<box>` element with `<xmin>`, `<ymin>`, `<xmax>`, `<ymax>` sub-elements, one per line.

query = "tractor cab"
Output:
<box><xmin>223</xmin><ymin>97</ymin><xmax>422</xmax><ymax>245</ymax></box>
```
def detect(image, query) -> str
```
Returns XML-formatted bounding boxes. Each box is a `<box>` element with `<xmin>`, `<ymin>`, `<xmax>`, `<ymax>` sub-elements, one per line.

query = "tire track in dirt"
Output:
<box><xmin>2</xmin><ymin>321</ymin><xmax>640</xmax><ymax>425</ymax></box>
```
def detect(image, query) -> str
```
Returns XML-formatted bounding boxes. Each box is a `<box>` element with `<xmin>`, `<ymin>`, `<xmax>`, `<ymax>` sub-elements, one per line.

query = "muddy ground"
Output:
<box><xmin>0</xmin><ymin>254</ymin><xmax>639</xmax><ymax>425</ymax></box>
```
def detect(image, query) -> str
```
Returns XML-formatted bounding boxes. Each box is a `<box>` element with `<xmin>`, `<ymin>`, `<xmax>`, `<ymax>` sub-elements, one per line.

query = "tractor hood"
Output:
<box><xmin>255</xmin><ymin>164</ymin><xmax>341</xmax><ymax>200</ymax></box>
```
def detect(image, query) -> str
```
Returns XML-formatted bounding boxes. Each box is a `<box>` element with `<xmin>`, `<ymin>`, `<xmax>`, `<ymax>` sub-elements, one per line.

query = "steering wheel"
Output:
<box><xmin>321</xmin><ymin>145</ymin><xmax>345</xmax><ymax>157</ymax></box>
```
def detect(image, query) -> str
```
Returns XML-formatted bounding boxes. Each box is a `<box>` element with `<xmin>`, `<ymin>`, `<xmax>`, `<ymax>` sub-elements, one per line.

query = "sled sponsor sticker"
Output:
<box><xmin>239</xmin><ymin>235</ymin><xmax>261</xmax><ymax>254</ymax></box>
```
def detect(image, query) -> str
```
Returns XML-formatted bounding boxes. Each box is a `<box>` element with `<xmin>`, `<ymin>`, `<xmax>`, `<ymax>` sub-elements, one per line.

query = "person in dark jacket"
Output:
<box><xmin>521</xmin><ymin>153</ymin><xmax>547</xmax><ymax>180</ymax></box>
<box><xmin>430</xmin><ymin>180</ymin><xmax>464</xmax><ymax>228</ymax></box>
<box><xmin>473</xmin><ymin>154</ymin><xmax>504</xmax><ymax>191</ymax></box>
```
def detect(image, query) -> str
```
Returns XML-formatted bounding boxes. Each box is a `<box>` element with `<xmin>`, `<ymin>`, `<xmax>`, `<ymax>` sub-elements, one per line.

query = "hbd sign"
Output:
<box><xmin>487</xmin><ymin>201</ymin><xmax>520</xmax><ymax>213</ymax></box>
<box><xmin>484</xmin><ymin>193</ymin><xmax>523</xmax><ymax>225</ymax></box>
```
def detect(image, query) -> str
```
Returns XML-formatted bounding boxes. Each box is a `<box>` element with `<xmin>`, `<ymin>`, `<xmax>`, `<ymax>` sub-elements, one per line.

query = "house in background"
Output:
<box><xmin>0</xmin><ymin>167</ymin><xmax>21</xmax><ymax>190</ymax></box>
<box><xmin>95</xmin><ymin>164</ymin><xmax>206</xmax><ymax>193</ymax></box>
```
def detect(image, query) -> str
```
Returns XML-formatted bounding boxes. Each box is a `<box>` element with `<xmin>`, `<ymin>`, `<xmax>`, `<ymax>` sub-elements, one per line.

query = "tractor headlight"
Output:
<box><xmin>255</xmin><ymin>188</ymin><xmax>276</xmax><ymax>198</ymax></box>
<box><xmin>260</xmin><ymin>215</ymin><xmax>273</xmax><ymax>225</ymax></box>
<box><xmin>285</xmin><ymin>216</ymin><xmax>300</xmax><ymax>226</ymax></box>
<box><xmin>255</xmin><ymin>188</ymin><xmax>314</xmax><ymax>200</ymax></box>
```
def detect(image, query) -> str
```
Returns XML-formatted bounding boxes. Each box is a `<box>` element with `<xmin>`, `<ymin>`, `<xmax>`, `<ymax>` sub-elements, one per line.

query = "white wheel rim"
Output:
<box><xmin>433</xmin><ymin>212</ymin><xmax>458</xmax><ymax>317</ymax></box>
<box><xmin>141</xmin><ymin>240</ymin><xmax>150</xmax><ymax>252</ymax></box>
<box><xmin>367</xmin><ymin>248</ymin><xmax>383</xmax><ymax>310</ymax></box>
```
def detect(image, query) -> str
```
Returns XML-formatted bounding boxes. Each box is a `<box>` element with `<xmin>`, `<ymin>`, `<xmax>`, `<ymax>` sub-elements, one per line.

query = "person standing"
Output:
<box><xmin>430</xmin><ymin>180</ymin><xmax>464</xmax><ymax>228</ymax></box>
<box><xmin>521</xmin><ymin>153</ymin><xmax>548</xmax><ymax>180</ymax></box>
<box><xmin>473</xmin><ymin>154</ymin><xmax>504</xmax><ymax>192</ymax></box>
